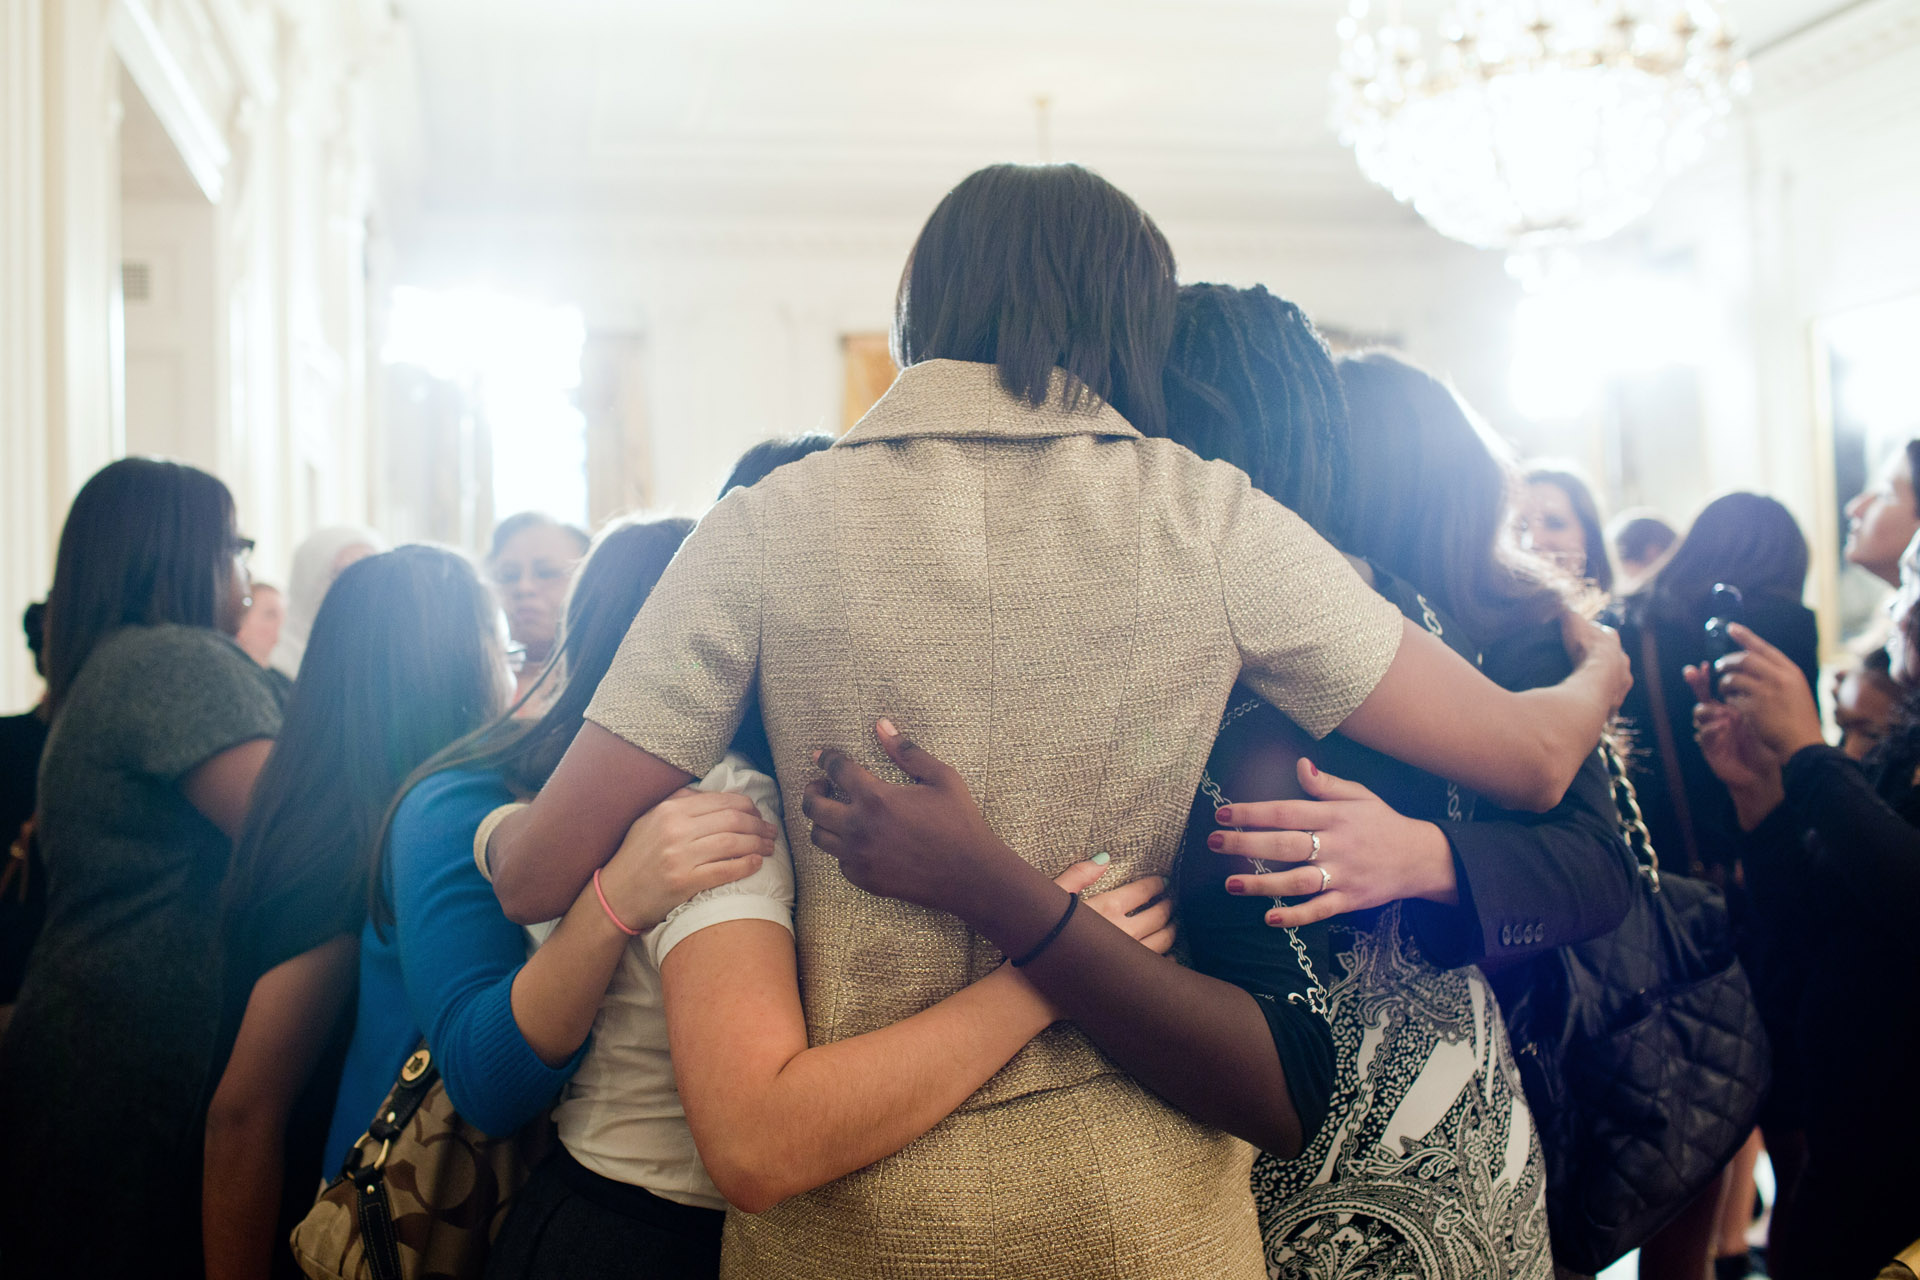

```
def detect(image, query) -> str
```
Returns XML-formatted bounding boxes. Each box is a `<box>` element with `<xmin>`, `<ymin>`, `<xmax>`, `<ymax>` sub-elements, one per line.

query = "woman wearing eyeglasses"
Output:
<box><xmin>0</xmin><ymin>458</ymin><xmax>284</xmax><ymax>1279</ymax></box>
<box><xmin>487</xmin><ymin>513</ymin><xmax>590</xmax><ymax>712</ymax></box>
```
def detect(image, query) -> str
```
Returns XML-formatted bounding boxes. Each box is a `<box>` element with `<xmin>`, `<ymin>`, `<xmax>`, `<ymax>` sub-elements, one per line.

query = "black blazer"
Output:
<box><xmin>1741</xmin><ymin>744</ymin><xmax>1920</xmax><ymax>1278</ymax></box>
<box><xmin>1402</xmin><ymin>619</ymin><xmax>1637</xmax><ymax>970</ymax></box>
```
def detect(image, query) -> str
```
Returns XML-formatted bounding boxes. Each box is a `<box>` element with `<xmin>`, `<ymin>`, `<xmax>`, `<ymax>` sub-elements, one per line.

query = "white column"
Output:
<box><xmin>43</xmin><ymin>0</ymin><xmax>123</xmax><ymax>503</ymax></box>
<box><xmin>1</xmin><ymin>0</ymin><xmax>50</xmax><ymax>707</ymax></box>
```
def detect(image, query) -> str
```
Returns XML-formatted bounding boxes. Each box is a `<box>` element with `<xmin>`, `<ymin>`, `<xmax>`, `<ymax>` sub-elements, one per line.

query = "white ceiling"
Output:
<box><xmin>392</xmin><ymin>0</ymin><xmax>1858</xmax><ymax>229</ymax></box>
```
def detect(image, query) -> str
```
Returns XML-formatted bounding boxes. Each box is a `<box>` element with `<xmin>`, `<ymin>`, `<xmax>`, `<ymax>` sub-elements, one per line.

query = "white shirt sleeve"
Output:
<box><xmin>644</xmin><ymin>750</ymin><xmax>796</xmax><ymax>970</ymax></box>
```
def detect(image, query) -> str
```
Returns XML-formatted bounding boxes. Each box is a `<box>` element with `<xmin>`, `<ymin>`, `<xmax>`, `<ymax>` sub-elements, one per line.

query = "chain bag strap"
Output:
<box><xmin>1197</xmin><ymin>590</ymin><xmax>1468</xmax><ymax>1022</ymax></box>
<box><xmin>1199</xmin><ymin>747</ymin><xmax>1331</xmax><ymax>1021</ymax></box>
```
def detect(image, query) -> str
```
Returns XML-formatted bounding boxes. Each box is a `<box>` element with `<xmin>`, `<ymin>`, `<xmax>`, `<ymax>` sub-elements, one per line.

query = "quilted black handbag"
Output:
<box><xmin>1498</xmin><ymin>741</ymin><xmax>1771</xmax><ymax>1275</ymax></box>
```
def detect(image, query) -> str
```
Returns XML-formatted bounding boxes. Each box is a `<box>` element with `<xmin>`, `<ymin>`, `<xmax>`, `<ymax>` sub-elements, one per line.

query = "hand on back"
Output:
<box><xmin>804</xmin><ymin>719</ymin><xmax>1175</xmax><ymax>954</ymax></box>
<box><xmin>592</xmin><ymin>788</ymin><xmax>777</xmax><ymax>934</ymax></box>
<box><xmin>1560</xmin><ymin>612</ymin><xmax>1633</xmax><ymax>714</ymax></box>
<box><xmin>1208</xmin><ymin>756</ymin><xmax>1458</xmax><ymax>927</ymax></box>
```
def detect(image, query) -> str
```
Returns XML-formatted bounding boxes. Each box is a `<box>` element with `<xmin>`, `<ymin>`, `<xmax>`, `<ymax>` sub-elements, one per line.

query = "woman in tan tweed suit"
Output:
<box><xmin>482</xmin><ymin>164</ymin><xmax>1629</xmax><ymax>1279</ymax></box>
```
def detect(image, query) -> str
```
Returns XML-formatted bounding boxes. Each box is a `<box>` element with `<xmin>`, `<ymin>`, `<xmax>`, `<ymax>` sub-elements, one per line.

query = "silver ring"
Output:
<box><xmin>1308</xmin><ymin>832</ymin><xmax>1321</xmax><ymax>862</ymax></box>
<box><xmin>1316</xmin><ymin>865</ymin><xmax>1331</xmax><ymax>894</ymax></box>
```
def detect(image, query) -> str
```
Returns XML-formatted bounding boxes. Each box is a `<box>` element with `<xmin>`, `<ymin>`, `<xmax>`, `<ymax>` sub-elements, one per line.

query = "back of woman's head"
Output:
<box><xmin>1609</xmin><ymin>511</ymin><xmax>1678</xmax><ymax>568</ymax></box>
<box><xmin>719</xmin><ymin>434</ymin><xmax>835</xmax><ymax>501</ymax></box>
<box><xmin>44</xmin><ymin>457</ymin><xmax>239</xmax><ymax>711</ymax></box>
<box><xmin>1162</xmin><ymin>284</ymin><xmax>1352</xmax><ymax>542</ymax></box>
<box><xmin>893</xmin><ymin>163</ymin><xmax>1176</xmax><ymax>436</ymax></box>
<box><xmin>1337</xmin><ymin>352</ymin><xmax>1565</xmax><ymax>643</ymax></box>
<box><xmin>227</xmin><ymin>545</ymin><xmax>503</xmax><ymax>925</ymax></box>
<box><xmin>1641</xmin><ymin>492</ymin><xmax>1809</xmax><ymax>622</ymax></box>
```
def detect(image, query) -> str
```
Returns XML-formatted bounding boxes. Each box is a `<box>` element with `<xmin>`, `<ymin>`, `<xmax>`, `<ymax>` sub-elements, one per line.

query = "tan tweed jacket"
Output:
<box><xmin>586</xmin><ymin>359</ymin><xmax>1403</xmax><ymax>1279</ymax></box>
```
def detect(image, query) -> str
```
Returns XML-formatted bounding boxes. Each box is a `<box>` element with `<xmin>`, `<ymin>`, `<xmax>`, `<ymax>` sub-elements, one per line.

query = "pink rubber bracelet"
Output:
<box><xmin>592</xmin><ymin>868</ymin><xmax>641</xmax><ymax>937</ymax></box>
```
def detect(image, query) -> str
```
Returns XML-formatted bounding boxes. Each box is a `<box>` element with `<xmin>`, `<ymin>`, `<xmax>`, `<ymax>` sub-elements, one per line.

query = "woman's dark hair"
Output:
<box><xmin>1523</xmin><ymin>465</ymin><xmax>1615</xmax><ymax>593</ymax></box>
<box><xmin>1338</xmin><ymin>352</ymin><xmax>1566</xmax><ymax>644</ymax></box>
<box><xmin>488</xmin><ymin>511</ymin><xmax>590</xmax><ymax>561</ymax></box>
<box><xmin>1162</xmin><ymin>284</ymin><xmax>1353</xmax><ymax>543</ymax></box>
<box><xmin>372</xmin><ymin>517</ymin><xmax>695</xmax><ymax>929</ymax></box>
<box><xmin>719</xmin><ymin>434</ymin><xmax>835</xmax><ymax>500</ymax></box>
<box><xmin>1630</xmin><ymin>492</ymin><xmax>1810</xmax><ymax>625</ymax></box>
<box><xmin>222</xmin><ymin>546</ymin><xmax>503</xmax><ymax>936</ymax></box>
<box><xmin>1609</xmin><ymin>513</ymin><xmax>1678</xmax><ymax>568</ymax></box>
<box><xmin>1862</xmin><ymin>645</ymin><xmax>1896</xmax><ymax>682</ymax></box>
<box><xmin>43</xmin><ymin>457</ymin><xmax>240</xmax><ymax>711</ymax></box>
<box><xmin>22</xmin><ymin>602</ymin><xmax>46</xmax><ymax>678</ymax></box>
<box><xmin>893</xmin><ymin>163</ymin><xmax>1177</xmax><ymax>436</ymax></box>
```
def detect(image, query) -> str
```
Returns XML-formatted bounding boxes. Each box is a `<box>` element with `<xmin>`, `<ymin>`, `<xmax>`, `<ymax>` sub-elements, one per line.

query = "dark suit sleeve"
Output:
<box><xmin>1762</xmin><ymin>745</ymin><xmax>1920</xmax><ymax>930</ymax></box>
<box><xmin>1405</xmin><ymin>623</ymin><xmax>1637</xmax><ymax>968</ymax></box>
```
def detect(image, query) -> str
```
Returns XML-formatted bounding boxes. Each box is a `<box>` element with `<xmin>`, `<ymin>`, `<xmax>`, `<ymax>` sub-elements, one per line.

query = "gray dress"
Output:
<box><xmin>0</xmin><ymin>625</ymin><xmax>281</xmax><ymax>1278</ymax></box>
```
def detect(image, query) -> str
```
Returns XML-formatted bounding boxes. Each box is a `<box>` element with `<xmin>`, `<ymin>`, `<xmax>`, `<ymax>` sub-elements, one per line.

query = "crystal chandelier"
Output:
<box><xmin>1332</xmin><ymin>0</ymin><xmax>1748</xmax><ymax>251</ymax></box>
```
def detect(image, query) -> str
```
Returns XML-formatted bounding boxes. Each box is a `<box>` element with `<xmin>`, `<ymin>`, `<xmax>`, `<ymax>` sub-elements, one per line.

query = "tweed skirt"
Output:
<box><xmin>720</xmin><ymin>1072</ymin><xmax>1263</xmax><ymax>1280</ymax></box>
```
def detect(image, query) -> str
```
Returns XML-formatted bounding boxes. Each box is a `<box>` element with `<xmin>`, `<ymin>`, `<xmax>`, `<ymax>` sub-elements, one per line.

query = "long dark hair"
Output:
<box><xmin>719</xmin><ymin>434</ymin><xmax>835</xmax><ymax>499</ymax></box>
<box><xmin>371</xmin><ymin>516</ymin><xmax>695</xmax><ymax>929</ymax></box>
<box><xmin>223</xmin><ymin>546</ymin><xmax>503</xmax><ymax>933</ymax></box>
<box><xmin>893</xmin><ymin>163</ymin><xmax>1177</xmax><ymax>436</ymax></box>
<box><xmin>1628</xmin><ymin>492</ymin><xmax>1810</xmax><ymax>626</ymax></box>
<box><xmin>1336</xmin><ymin>353</ymin><xmax>1566</xmax><ymax>644</ymax></box>
<box><xmin>1162</xmin><ymin>284</ymin><xmax>1353</xmax><ymax>544</ymax></box>
<box><xmin>43</xmin><ymin>457</ymin><xmax>241</xmax><ymax>711</ymax></box>
<box><xmin>1524</xmin><ymin>465</ymin><xmax>1615</xmax><ymax>593</ymax></box>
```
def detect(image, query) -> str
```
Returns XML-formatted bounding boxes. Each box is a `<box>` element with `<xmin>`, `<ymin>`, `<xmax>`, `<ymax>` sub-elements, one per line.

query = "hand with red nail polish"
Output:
<box><xmin>1210</xmin><ymin>757</ymin><xmax>1460</xmax><ymax>928</ymax></box>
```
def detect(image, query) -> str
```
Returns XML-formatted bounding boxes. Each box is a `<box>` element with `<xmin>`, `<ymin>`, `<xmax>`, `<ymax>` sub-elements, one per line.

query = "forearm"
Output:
<box><xmin>1784</xmin><ymin>746</ymin><xmax>1920</xmax><ymax>908</ymax></box>
<box><xmin>1729</xmin><ymin>776</ymin><xmax>1786</xmax><ymax>832</ymax></box>
<box><xmin>1339</xmin><ymin>622</ymin><xmax>1602</xmax><ymax>813</ymax></box>
<box><xmin>509</xmin><ymin>887</ymin><xmax>629</xmax><ymax>1066</ymax></box>
<box><xmin>691</xmin><ymin>963</ymin><xmax>1053</xmax><ymax>1212</ymax></box>
<box><xmin>1509</xmin><ymin>676</ymin><xmax>1613</xmax><ymax>805</ymax></box>
<box><xmin>489</xmin><ymin>724</ymin><xmax>692</xmax><ymax>923</ymax></box>
<box><xmin>202</xmin><ymin>1113</ymin><xmax>285</xmax><ymax>1280</ymax></box>
<box><xmin>964</xmin><ymin>861</ymin><xmax>1303</xmax><ymax>1156</ymax></box>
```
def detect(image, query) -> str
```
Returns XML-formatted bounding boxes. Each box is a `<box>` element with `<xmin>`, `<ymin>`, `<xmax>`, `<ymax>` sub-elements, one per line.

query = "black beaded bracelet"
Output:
<box><xmin>1010</xmin><ymin>893</ymin><xmax>1080</xmax><ymax>968</ymax></box>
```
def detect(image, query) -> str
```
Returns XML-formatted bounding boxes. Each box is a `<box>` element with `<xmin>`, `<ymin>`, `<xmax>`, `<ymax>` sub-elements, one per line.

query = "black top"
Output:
<box><xmin>1610</xmin><ymin>591</ymin><xmax>1819</xmax><ymax>881</ymax></box>
<box><xmin>0</xmin><ymin>706</ymin><xmax>49</xmax><ymax>1004</ymax></box>
<box><xmin>1179</xmin><ymin>571</ymin><xmax>1634</xmax><ymax>1146</ymax></box>
<box><xmin>0</xmin><ymin>625</ymin><xmax>282</xmax><ymax>1279</ymax></box>
<box><xmin>1739</xmin><ymin>743</ymin><xmax>1920</xmax><ymax>1278</ymax></box>
<box><xmin>213</xmin><ymin>843</ymin><xmax>365</xmax><ymax>1280</ymax></box>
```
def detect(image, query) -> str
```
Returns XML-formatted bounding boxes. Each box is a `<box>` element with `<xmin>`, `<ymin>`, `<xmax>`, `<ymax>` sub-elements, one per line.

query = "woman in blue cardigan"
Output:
<box><xmin>323</xmin><ymin>518</ymin><xmax>775</xmax><ymax>1173</ymax></box>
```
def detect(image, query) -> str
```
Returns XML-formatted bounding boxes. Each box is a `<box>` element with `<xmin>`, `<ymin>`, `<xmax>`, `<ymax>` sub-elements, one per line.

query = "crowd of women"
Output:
<box><xmin>0</xmin><ymin>162</ymin><xmax>1915</xmax><ymax>1280</ymax></box>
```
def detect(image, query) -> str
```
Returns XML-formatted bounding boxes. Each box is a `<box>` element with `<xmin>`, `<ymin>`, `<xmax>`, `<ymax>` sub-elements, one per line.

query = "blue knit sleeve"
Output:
<box><xmin>388</xmin><ymin>770</ymin><xmax>587</xmax><ymax>1137</ymax></box>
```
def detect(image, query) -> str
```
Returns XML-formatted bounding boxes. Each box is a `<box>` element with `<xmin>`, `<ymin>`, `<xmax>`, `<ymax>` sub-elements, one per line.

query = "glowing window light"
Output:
<box><xmin>383</xmin><ymin>287</ymin><xmax>590</xmax><ymax>526</ymax></box>
<box><xmin>1510</xmin><ymin>273</ymin><xmax>1715</xmax><ymax>421</ymax></box>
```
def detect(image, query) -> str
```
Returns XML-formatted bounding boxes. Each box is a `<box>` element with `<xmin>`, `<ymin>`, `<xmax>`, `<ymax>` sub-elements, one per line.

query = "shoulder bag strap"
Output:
<box><xmin>1638</xmin><ymin>627</ymin><xmax>1703</xmax><ymax>876</ymax></box>
<box><xmin>343</xmin><ymin>1046</ymin><xmax>441</xmax><ymax>1280</ymax></box>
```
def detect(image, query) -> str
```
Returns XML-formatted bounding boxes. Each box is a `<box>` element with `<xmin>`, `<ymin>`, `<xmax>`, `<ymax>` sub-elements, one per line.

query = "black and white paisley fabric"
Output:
<box><xmin>1253</xmin><ymin>905</ymin><xmax>1552</xmax><ymax>1280</ymax></box>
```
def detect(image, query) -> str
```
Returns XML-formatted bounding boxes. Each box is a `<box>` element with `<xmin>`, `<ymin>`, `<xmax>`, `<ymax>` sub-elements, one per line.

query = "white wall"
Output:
<box><xmin>1634</xmin><ymin>0</ymin><xmax>1920</xmax><ymax>649</ymax></box>
<box><xmin>394</xmin><ymin>208</ymin><xmax>1526</xmax><ymax>516</ymax></box>
<box><xmin>0</xmin><ymin>0</ymin><xmax>395</xmax><ymax>707</ymax></box>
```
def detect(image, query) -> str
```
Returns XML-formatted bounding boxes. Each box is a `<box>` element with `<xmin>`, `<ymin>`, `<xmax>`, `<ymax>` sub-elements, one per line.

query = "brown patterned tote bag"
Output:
<box><xmin>290</xmin><ymin>1045</ymin><xmax>550</xmax><ymax>1280</ymax></box>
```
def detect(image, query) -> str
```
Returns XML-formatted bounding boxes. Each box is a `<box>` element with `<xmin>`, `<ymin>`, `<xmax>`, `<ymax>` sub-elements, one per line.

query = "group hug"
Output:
<box><xmin>2</xmin><ymin>160</ymin><xmax>1917</xmax><ymax>1280</ymax></box>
